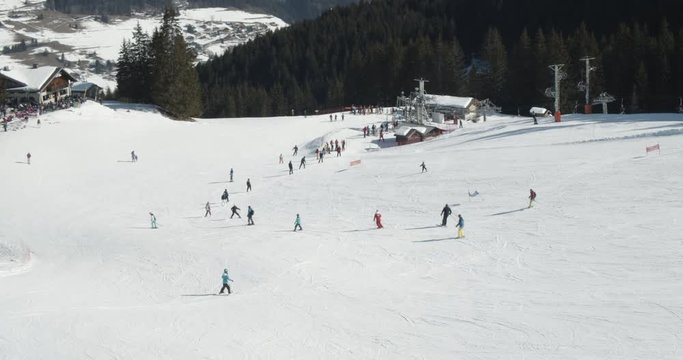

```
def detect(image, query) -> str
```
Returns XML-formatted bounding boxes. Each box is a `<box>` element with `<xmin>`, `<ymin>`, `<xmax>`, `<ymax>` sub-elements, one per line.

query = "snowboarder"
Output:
<box><xmin>455</xmin><ymin>214</ymin><xmax>464</xmax><ymax>238</ymax></box>
<box><xmin>441</xmin><ymin>204</ymin><xmax>452</xmax><ymax>226</ymax></box>
<box><xmin>292</xmin><ymin>145</ymin><xmax>298</xmax><ymax>156</ymax></box>
<box><xmin>288</xmin><ymin>160</ymin><xmax>293</xmax><ymax>175</ymax></box>
<box><xmin>299</xmin><ymin>156</ymin><xmax>306</xmax><ymax>169</ymax></box>
<box><xmin>373</xmin><ymin>210</ymin><xmax>383</xmax><ymax>229</ymax></box>
<box><xmin>246</xmin><ymin>178</ymin><xmax>252</xmax><ymax>192</ymax></box>
<box><xmin>221</xmin><ymin>189</ymin><xmax>229</xmax><ymax>204</ymax></box>
<box><xmin>279</xmin><ymin>153</ymin><xmax>284</xmax><ymax>164</ymax></box>
<box><xmin>149</xmin><ymin>212</ymin><xmax>157</xmax><ymax>229</ymax></box>
<box><xmin>219</xmin><ymin>268</ymin><xmax>233</xmax><ymax>294</ymax></box>
<box><xmin>230</xmin><ymin>168</ymin><xmax>234</xmax><ymax>182</ymax></box>
<box><xmin>230</xmin><ymin>205</ymin><xmax>241</xmax><ymax>219</ymax></box>
<box><xmin>528</xmin><ymin>189</ymin><xmax>537</xmax><ymax>208</ymax></box>
<box><xmin>247</xmin><ymin>206</ymin><xmax>255</xmax><ymax>225</ymax></box>
<box><xmin>293</xmin><ymin>214</ymin><xmax>303</xmax><ymax>231</ymax></box>
<box><xmin>204</xmin><ymin>201</ymin><xmax>212</xmax><ymax>217</ymax></box>
<box><xmin>420</xmin><ymin>161</ymin><xmax>427</xmax><ymax>173</ymax></box>
<box><xmin>26</xmin><ymin>152</ymin><xmax>31</xmax><ymax>165</ymax></box>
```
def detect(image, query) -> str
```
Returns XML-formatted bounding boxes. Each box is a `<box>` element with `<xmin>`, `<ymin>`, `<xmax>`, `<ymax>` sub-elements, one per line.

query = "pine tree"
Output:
<box><xmin>116</xmin><ymin>40</ymin><xmax>133</xmax><ymax>101</ymax></box>
<box><xmin>479</xmin><ymin>27</ymin><xmax>508</xmax><ymax>102</ymax></box>
<box><xmin>149</xmin><ymin>6</ymin><xmax>202</xmax><ymax>119</ymax></box>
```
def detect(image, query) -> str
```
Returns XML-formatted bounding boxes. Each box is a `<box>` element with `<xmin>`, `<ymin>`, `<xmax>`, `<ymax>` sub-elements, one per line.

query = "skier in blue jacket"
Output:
<box><xmin>455</xmin><ymin>214</ymin><xmax>464</xmax><ymax>238</ymax></box>
<box><xmin>293</xmin><ymin>214</ymin><xmax>303</xmax><ymax>231</ymax></box>
<box><xmin>219</xmin><ymin>268</ymin><xmax>233</xmax><ymax>294</ymax></box>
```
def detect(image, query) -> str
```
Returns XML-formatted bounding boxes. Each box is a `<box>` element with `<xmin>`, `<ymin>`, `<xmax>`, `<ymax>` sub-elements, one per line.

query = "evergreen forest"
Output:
<box><xmin>196</xmin><ymin>0</ymin><xmax>683</xmax><ymax>117</ymax></box>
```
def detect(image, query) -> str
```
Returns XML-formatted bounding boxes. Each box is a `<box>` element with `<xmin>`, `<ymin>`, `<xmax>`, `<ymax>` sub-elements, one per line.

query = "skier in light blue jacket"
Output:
<box><xmin>293</xmin><ymin>214</ymin><xmax>303</xmax><ymax>232</ymax></box>
<box><xmin>219</xmin><ymin>268</ymin><xmax>233</xmax><ymax>294</ymax></box>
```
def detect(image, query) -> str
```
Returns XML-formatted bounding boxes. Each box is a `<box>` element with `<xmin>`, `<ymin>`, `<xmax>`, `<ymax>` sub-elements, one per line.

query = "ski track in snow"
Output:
<box><xmin>0</xmin><ymin>104</ymin><xmax>682</xmax><ymax>359</ymax></box>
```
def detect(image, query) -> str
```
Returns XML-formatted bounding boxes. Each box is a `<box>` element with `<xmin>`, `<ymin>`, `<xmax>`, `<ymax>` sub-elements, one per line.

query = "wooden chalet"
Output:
<box><xmin>394</xmin><ymin>125</ymin><xmax>446</xmax><ymax>145</ymax></box>
<box><xmin>0</xmin><ymin>65</ymin><xmax>77</xmax><ymax>105</ymax></box>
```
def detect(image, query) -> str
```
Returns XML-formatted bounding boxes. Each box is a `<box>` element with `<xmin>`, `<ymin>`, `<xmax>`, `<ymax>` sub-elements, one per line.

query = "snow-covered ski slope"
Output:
<box><xmin>1</xmin><ymin>102</ymin><xmax>682</xmax><ymax>359</ymax></box>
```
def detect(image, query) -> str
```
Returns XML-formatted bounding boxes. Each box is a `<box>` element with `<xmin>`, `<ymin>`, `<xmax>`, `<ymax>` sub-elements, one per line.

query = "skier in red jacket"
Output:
<box><xmin>528</xmin><ymin>189</ymin><xmax>537</xmax><ymax>208</ymax></box>
<box><xmin>373</xmin><ymin>210</ymin><xmax>383</xmax><ymax>229</ymax></box>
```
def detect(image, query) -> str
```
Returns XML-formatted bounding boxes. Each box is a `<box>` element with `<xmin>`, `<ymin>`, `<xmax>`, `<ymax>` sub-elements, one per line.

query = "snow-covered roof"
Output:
<box><xmin>425</xmin><ymin>95</ymin><xmax>474</xmax><ymax>109</ymax></box>
<box><xmin>530</xmin><ymin>107</ymin><xmax>550</xmax><ymax>115</ymax></box>
<box><xmin>395</xmin><ymin>125</ymin><xmax>428</xmax><ymax>136</ymax></box>
<box><xmin>0</xmin><ymin>66</ymin><xmax>75</xmax><ymax>91</ymax></box>
<box><xmin>71</xmin><ymin>81</ymin><xmax>102</xmax><ymax>92</ymax></box>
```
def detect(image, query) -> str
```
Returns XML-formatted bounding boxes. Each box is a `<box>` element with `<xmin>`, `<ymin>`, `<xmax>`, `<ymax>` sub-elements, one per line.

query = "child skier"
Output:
<box><xmin>205</xmin><ymin>201</ymin><xmax>212</xmax><ymax>217</ymax></box>
<box><xmin>373</xmin><ymin>210</ymin><xmax>383</xmax><ymax>229</ymax></box>
<box><xmin>219</xmin><ymin>268</ymin><xmax>233</xmax><ymax>295</ymax></box>
<box><xmin>247</xmin><ymin>206</ymin><xmax>255</xmax><ymax>225</ymax></box>
<box><xmin>293</xmin><ymin>214</ymin><xmax>303</xmax><ymax>231</ymax></box>
<box><xmin>230</xmin><ymin>205</ymin><xmax>241</xmax><ymax>219</ymax></box>
<box><xmin>26</xmin><ymin>152</ymin><xmax>31</xmax><ymax>165</ymax></box>
<box><xmin>528</xmin><ymin>189</ymin><xmax>537</xmax><ymax>208</ymax></box>
<box><xmin>455</xmin><ymin>214</ymin><xmax>464</xmax><ymax>238</ymax></box>
<box><xmin>149</xmin><ymin>212</ymin><xmax>157</xmax><ymax>229</ymax></box>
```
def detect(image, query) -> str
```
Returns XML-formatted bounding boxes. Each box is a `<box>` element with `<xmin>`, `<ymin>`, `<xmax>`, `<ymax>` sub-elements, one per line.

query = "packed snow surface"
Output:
<box><xmin>1</xmin><ymin>103</ymin><xmax>682</xmax><ymax>359</ymax></box>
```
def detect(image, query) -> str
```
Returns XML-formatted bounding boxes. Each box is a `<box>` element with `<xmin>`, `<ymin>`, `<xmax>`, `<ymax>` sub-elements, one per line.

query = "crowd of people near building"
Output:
<box><xmin>1</xmin><ymin>97</ymin><xmax>86</xmax><ymax>132</ymax></box>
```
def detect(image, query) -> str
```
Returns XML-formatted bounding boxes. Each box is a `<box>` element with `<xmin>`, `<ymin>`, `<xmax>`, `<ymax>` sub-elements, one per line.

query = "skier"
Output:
<box><xmin>528</xmin><ymin>189</ymin><xmax>537</xmax><ymax>208</ymax></box>
<box><xmin>230</xmin><ymin>168</ymin><xmax>234</xmax><ymax>182</ymax></box>
<box><xmin>455</xmin><ymin>214</ymin><xmax>465</xmax><ymax>238</ymax></box>
<box><xmin>341</xmin><ymin>140</ymin><xmax>346</xmax><ymax>151</ymax></box>
<box><xmin>204</xmin><ymin>201</ymin><xmax>212</xmax><ymax>217</ymax></box>
<box><xmin>373</xmin><ymin>210</ymin><xmax>383</xmax><ymax>229</ymax></box>
<box><xmin>341</xmin><ymin>113</ymin><xmax>344</xmax><ymax>121</ymax></box>
<box><xmin>247</xmin><ymin>206</ymin><xmax>255</xmax><ymax>225</ymax></box>
<box><xmin>279</xmin><ymin>153</ymin><xmax>284</xmax><ymax>164</ymax></box>
<box><xmin>329</xmin><ymin>114</ymin><xmax>333</xmax><ymax>122</ymax></box>
<box><xmin>440</xmin><ymin>204</ymin><xmax>452</xmax><ymax>226</ymax></box>
<box><xmin>318</xmin><ymin>151</ymin><xmax>324</xmax><ymax>163</ymax></box>
<box><xmin>149</xmin><ymin>212</ymin><xmax>157</xmax><ymax>229</ymax></box>
<box><xmin>336</xmin><ymin>146</ymin><xmax>342</xmax><ymax>157</ymax></box>
<box><xmin>219</xmin><ymin>268</ymin><xmax>233</xmax><ymax>295</ymax></box>
<box><xmin>26</xmin><ymin>152</ymin><xmax>31</xmax><ymax>165</ymax></box>
<box><xmin>293</xmin><ymin>214</ymin><xmax>303</xmax><ymax>232</ymax></box>
<box><xmin>420</xmin><ymin>161</ymin><xmax>427</xmax><ymax>173</ymax></box>
<box><xmin>288</xmin><ymin>160</ymin><xmax>293</xmax><ymax>175</ymax></box>
<box><xmin>221</xmin><ymin>189</ymin><xmax>229</xmax><ymax>204</ymax></box>
<box><xmin>131</xmin><ymin>150</ymin><xmax>136</xmax><ymax>162</ymax></box>
<box><xmin>532</xmin><ymin>113</ymin><xmax>538</xmax><ymax>125</ymax></box>
<box><xmin>292</xmin><ymin>145</ymin><xmax>298</xmax><ymax>156</ymax></box>
<box><xmin>230</xmin><ymin>204</ymin><xmax>241</xmax><ymax>219</ymax></box>
<box><xmin>246</xmin><ymin>178</ymin><xmax>252</xmax><ymax>192</ymax></box>
<box><xmin>299</xmin><ymin>156</ymin><xmax>306</xmax><ymax>169</ymax></box>
<box><xmin>379</xmin><ymin>129</ymin><xmax>384</xmax><ymax>142</ymax></box>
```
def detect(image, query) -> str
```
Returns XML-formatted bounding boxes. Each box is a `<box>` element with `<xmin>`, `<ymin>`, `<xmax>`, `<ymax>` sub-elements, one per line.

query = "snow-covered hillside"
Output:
<box><xmin>1</xmin><ymin>103</ymin><xmax>682</xmax><ymax>359</ymax></box>
<box><xmin>0</xmin><ymin>1</ymin><xmax>287</xmax><ymax>90</ymax></box>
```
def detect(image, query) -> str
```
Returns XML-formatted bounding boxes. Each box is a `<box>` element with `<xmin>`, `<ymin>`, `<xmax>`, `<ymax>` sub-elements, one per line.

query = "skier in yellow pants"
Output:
<box><xmin>455</xmin><ymin>214</ymin><xmax>464</xmax><ymax>238</ymax></box>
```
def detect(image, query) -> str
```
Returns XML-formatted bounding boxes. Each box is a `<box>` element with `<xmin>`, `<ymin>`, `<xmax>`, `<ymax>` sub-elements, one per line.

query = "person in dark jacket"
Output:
<box><xmin>528</xmin><ymin>189</ymin><xmax>537</xmax><ymax>208</ymax></box>
<box><xmin>288</xmin><ymin>160</ymin><xmax>293</xmax><ymax>175</ymax></box>
<box><xmin>299</xmin><ymin>156</ymin><xmax>306</xmax><ymax>169</ymax></box>
<box><xmin>246</xmin><ymin>178</ymin><xmax>252</xmax><ymax>192</ymax></box>
<box><xmin>420</xmin><ymin>161</ymin><xmax>427</xmax><ymax>173</ymax></box>
<box><xmin>440</xmin><ymin>204</ymin><xmax>452</xmax><ymax>226</ymax></box>
<box><xmin>230</xmin><ymin>205</ymin><xmax>241</xmax><ymax>219</ymax></box>
<box><xmin>247</xmin><ymin>206</ymin><xmax>255</xmax><ymax>225</ymax></box>
<box><xmin>221</xmin><ymin>189</ymin><xmax>229</xmax><ymax>204</ymax></box>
